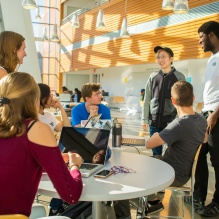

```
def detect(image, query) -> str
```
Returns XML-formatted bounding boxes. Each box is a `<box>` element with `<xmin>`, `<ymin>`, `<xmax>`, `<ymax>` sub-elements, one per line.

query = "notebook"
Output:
<box><xmin>59</xmin><ymin>93</ymin><xmax>71</xmax><ymax>102</ymax></box>
<box><xmin>59</xmin><ymin>127</ymin><xmax>110</xmax><ymax>177</ymax></box>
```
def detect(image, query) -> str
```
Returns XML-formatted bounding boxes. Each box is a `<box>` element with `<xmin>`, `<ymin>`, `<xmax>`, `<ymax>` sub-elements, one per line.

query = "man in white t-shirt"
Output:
<box><xmin>184</xmin><ymin>21</ymin><xmax>219</xmax><ymax>217</ymax></box>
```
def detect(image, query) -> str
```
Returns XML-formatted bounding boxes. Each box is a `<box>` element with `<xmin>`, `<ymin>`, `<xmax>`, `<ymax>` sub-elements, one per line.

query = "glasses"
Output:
<box><xmin>110</xmin><ymin>166</ymin><xmax>136</xmax><ymax>174</ymax></box>
<box><xmin>156</xmin><ymin>55</ymin><xmax>169</xmax><ymax>60</ymax></box>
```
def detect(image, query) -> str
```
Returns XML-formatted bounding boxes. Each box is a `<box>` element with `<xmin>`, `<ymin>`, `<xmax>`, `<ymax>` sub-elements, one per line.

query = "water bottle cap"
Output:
<box><xmin>114</xmin><ymin>123</ymin><xmax>122</xmax><ymax>128</ymax></box>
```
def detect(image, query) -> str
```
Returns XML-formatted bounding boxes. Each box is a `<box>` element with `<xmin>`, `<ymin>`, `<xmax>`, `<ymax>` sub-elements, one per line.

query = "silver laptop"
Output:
<box><xmin>59</xmin><ymin>127</ymin><xmax>110</xmax><ymax>177</ymax></box>
<box><xmin>59</xmin><ymin>93</ymin><xmax>71</xmax><ymax>102</ymax></box>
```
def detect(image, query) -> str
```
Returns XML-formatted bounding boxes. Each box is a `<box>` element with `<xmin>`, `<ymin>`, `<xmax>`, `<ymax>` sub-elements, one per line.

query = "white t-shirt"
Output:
<box><xmin>203</xmin><ymin>50</ymin><xmax>219</xmax><ymax>112</ymax></box>
<box><xmin>38</xmin><ymin>111</ymin><xmax>59</xmax><ymax>132</ymax></box>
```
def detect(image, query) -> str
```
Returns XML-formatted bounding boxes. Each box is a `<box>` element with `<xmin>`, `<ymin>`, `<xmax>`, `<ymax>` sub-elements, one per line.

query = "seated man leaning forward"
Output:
<box><xmin>145</xmin><ymin>81</ymin><xmax>207</xmax><ymax>215</ymax></box>
<box><xmin>71</xmin><ymin>83</ymin><xmax>111</xmax><ymax>127</ymax></box>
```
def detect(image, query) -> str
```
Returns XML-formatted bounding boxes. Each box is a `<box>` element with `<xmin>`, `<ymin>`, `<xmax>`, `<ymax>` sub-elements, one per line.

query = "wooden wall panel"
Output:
<box><xmin>60</xmin><ymin>0</ymin><xmax>218</xmax><ymax>45</ymax></box>
<box><xmin>60</xmin><ymin>13</ymin><xmax>219</xmax><ymax>72</ymax></box>
<box><xmin>59</xmin><ymin>0</ymin><xmax>218</xmax><ymax>72</ymax></box>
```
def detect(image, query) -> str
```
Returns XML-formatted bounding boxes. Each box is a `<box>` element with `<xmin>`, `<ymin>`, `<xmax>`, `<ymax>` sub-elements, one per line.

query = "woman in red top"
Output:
<box><xmin>0</xmin><ymin>72</ymin><xmax>83</xmax><ymax>216</ymax></box>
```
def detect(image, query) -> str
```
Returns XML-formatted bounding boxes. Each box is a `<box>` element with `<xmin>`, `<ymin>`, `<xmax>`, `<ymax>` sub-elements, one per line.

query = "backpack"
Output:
<box><xmin>61</xmin><ymin>201</ymin><xmax>92</xmax><ymax>219</ymax></box>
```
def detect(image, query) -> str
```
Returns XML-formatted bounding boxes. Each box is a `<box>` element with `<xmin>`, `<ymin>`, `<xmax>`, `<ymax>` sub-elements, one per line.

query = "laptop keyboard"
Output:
<box><xmin>122</xmin><ymin>138</ymin><xmax>145</xmax><ymax>146</ymax></box>
<box><xmin>80</xmin><ymin>163</ymin><xmax>98</xmax><ymax>170</ymax></box>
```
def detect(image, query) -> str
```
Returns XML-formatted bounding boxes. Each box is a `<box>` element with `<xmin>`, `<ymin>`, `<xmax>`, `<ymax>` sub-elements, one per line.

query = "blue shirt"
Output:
<box><xmin>71</xmin><ymin>102</ymin><xmax>111</xmax><ymax>126</ymax></box>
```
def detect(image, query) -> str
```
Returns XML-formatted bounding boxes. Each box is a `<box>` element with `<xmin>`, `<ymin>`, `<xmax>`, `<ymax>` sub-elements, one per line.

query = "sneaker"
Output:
<box><xmin>196</xmin><ymin>202</ymin><xmax>219</xmax><ymax>217</ymax></box>
<box><xmin>145</xmin><ymin>200</ymin><xmax>164</xmax><ymax>215</ymax></box>
<box><xmin>184</xmin><ymin>195</ymin><xmax>204</xmax><ymax>210</ymax></box>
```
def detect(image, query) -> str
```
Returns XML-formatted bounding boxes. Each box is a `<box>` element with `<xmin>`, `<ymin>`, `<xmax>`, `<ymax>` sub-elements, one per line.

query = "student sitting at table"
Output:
<box><xmin>0</xmin><ymin>72</ymin><xmax>83</xmax><ymax>216</ymax></box>
<box><xmin>71</xmin><ymin>83</ymin><xmax>131</xmax><ymax>219</ymax></box>
<box><xmin>144</xmin><ymin>81</ymin><xmax>207</xmax><ymax>215</ymax></box>
<box><xmin>71</xmin><ymin>83</ymin><xmax>111</xmax><ymax>127</ymax></box>
<box><xmin>38</xmin><ymin>83</ymin><xmax>71</xmax><ymax>133</ymax></box>
<box><xmin>38</xmin><ymin>83</ymin><xmax>72</xmax><ymax>215</ymax></box>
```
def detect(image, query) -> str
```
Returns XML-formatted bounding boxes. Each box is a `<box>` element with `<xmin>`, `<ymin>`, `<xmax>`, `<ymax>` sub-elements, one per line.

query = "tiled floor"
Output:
<box><xmin>38</xmin><ymin>109</ymin><xmax>218</xmax><ymax>219</ymax></box>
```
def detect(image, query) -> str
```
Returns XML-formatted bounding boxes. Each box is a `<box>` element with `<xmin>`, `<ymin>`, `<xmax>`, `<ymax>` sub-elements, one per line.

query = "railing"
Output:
<box><xmin>61</xmin><ymin>0</ymin><xmax>109</xmax><ymax>25</ymax></box>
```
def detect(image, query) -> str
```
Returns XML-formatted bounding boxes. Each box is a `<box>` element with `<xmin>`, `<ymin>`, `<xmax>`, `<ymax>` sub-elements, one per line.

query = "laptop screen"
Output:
<box><xmin>58</xmin><ymin>127</ymin><xmax>110</xmax><ymax>164</ymax></box>
<box><xmin>59</xmin><ymin>93</ymin><xmax>71</xmax><ymax>102</ymax></box>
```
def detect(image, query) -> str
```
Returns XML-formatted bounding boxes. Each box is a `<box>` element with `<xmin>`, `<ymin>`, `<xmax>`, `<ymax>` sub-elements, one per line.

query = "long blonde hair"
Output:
<box><xmin>0</xmin><ymin>72</ymin><xmax>39</xmax><ymax>137</ymax></box>
<box><xmin>0</xmin><ymin>31</ymin><xmax>25</xmax><ymax>73</ymax></box>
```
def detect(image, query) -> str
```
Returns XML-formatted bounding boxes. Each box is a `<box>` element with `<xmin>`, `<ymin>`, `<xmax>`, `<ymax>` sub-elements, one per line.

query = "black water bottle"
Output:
<box><xmin>112</xmin><ymin>123</ymin><xmax>122</xmax><ymax>147</ymax></box>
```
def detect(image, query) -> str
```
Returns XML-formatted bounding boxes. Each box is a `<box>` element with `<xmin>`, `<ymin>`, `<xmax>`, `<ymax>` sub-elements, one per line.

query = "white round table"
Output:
<box><xmin>38</xmin><ymin>151</ymin><xmax>174</xmax><ymax>218</ymax></box>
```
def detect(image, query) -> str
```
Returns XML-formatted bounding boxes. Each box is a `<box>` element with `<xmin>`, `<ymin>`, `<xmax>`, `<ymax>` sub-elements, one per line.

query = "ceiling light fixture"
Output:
<box><xmin>96</xmin><ymin>9</ymin><xmax>105</xmax><ymax>28</ymax></box>
<box><xmin>22</xmin><ymin>0</ymin><xmax>37</xmax><ymax>10</ymax></box>
<box><xmin>120</xmin><ymin>0</ymin><xmax>130</xmax><ymax>38</ymax></box>
<box><xmin>41</xmin><ymin>27</ymin><xmax>48</xmax><ymax>41</ymax></box>
<box><xmin>72</xmin><ymin>13</ymin><xmax>79</xmax><ymax>28</ymax></box>
<box><xmin>162</xmin><ymin>0</ymin><xmax>174</xmax><ymax>10</ymax></box>
<box><xmin>173</xmin><ymin>0</ymin><xmax>189</xmax><ymax>14</ymax></box>
<box><xmin>51</xmin><ymin>24</ymin><xmax>60</xmax><ymax>42</ymax></box>
<box><xmin>35</xmin><ymin>6</ymin><xmax>41</xmax><ymax>20</ymax></box>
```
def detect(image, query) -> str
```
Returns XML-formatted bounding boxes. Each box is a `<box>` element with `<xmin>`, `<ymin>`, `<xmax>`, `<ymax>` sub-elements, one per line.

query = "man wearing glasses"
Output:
<box><xmin>142</xmin><ymin>46</ymin><xmax>185</xmax><ymax>157</ymax></box>
<box><xmin>71</xmin><ymin>83</ymin><xmax>111</xmax><ymax>127</ymax></box>
<box><xmin>71</xmin><ymin>82</ymin><xmax>131</xmax><ymax>219</ymax></box>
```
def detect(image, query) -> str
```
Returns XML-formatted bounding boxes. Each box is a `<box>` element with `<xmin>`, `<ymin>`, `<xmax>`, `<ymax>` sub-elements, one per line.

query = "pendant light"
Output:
<box><xmin>51</xmin><ymin>24</ymin><xmax>60</xmax><ymax>42</ymax></box>
<box><xmin>41</xmin><ymin>27</ymin><xmax>48</xmax><ymax>41</ymax></box>
<box><xmin>120</xmin><ymin>0</ymin><xmax>129</xmax><ymax>38</ymax></box>
<box><xmin>173</xmin><ymin>0</ymin><xmax>189</xmax><ymax>14</ymax></box>
<box><xmin>22</xmin><ymin>0</ymin><xmax>37</xmax><ymax>9</ymax></box>
<box><xmin>162</xmin><ymin>0</ymin><xmax>174</xmax><ymax>10</ymax></box>
<box><xmin>72</xmin><ymin>13</ymin><xmax>79</xmax><ymax>28</ymax></box>
<box><xmin>96</xmin><ymin>9</ymin><xmax>105</xmax><ymax>28</ymax></box>
<box><xmin>35</xmin><ymin>6</ymin><xmax>41</xmax><ymax>20</ymax></box>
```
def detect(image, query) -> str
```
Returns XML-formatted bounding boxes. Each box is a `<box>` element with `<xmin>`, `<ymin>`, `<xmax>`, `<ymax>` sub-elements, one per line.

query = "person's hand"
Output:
<box><xmin>142</xmin><ymin>123</ymin><xmax>148</xmax><ymax>131</ymax></box>
<box><xmin>89</xmin><ymin>105</ymin><xmax>98</xmax><ymax>117</ymax></box>
<box><xmin>207</xmin><ymin>112</ymin><xmax>217</xmax><ymax>134</ymax></box>
<box><xmin>68</xmin><ymin>152</ymin><xmax>83</xmax><ymax>168</ymax></box>
<box><xmin>50</xmin><ymin>98</ymin><xmax>62</xmax><ymax>110</ymax></box>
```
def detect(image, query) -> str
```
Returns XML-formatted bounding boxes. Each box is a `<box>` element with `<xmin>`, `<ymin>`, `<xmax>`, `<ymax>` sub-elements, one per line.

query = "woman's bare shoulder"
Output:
<box><xmin>28</xmin><ymin>121</ymin><xmax>58</xmax><ymax>147</ymax></box>
<box><xmin>0</xmin><ymin>68</ymin><xmax>8</xmax><ymax>80</ymax></box>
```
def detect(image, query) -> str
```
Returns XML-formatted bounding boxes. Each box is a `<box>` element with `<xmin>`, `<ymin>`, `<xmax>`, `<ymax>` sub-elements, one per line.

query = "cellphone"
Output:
<box><xmin>94</xmin><ymin>169</ymin><xmax>113</xmax><ymax>178</ymax></box>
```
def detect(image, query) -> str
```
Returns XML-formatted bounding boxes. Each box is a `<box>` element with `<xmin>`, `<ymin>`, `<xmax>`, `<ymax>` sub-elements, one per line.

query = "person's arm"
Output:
<box><xmin>146</xmin><ymin>132</ymin><xmax>165</xmax><ymax>149</ymax></box>
<box><xmin>142</xmin><ymin>76</ymin><xmax>152</xmax><ymax>130</ymax></box>
<box><xmin>146</xmin><ymin>119</ymin><xmax>180</xmax><ymax>149</ymax></box>
<box><xmin>52</xmin><ymin>98</ymin><xmax>71</xmax><ymax>132</ymax></box>
<box><xmin>207</xmin><ymin>107</ymin><xmax>219</xmax><ymax>134</ymax></box>
<box><xmin>0</xmin><ymin>68</ymin><xmax>8</xmax><ymax>80</ymax></box>
<box><xmin>28</xmin><ymin>121</ymin><xmax>83</xmax><ymax>204</ymax></box>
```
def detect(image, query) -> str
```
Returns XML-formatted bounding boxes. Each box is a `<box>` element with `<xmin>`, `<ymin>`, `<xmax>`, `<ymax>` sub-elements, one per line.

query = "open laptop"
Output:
<box><xmin>59</xmin><ymin>127</ymin><xmax>110</xmax><ymax>177</ymax></box>
<box><xmin>59</xmin><ymin>93</ymin><xmax>71</xmax><ymax>102</ymax></box>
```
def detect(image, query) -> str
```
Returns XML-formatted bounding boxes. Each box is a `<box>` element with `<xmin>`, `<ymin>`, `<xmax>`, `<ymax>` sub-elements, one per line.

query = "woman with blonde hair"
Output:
<box><xmin>0</xmin><ymin>31</ymin><xmax>27</xmax><ymax>79</ymax></box>
<box><xmin>0</xmin><ymin>72</ymin><xmax>83</xmax><ymax>216</ymax></box>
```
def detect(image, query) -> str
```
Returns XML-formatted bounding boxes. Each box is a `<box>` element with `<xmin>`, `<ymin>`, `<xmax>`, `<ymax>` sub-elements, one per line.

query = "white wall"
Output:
<box><xmin>63</xmin><ymin>58</ymin><xmax>207</xmax><ymax>105</ymax></box>
<box><xmin>0</xmin><ymin>0</ymin><xmax>41</xmax><ymax>82</ymax></box>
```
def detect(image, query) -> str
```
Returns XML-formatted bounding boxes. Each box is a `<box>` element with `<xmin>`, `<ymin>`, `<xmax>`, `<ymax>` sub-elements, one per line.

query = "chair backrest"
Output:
<box><xmin>0</xmin><ymin>215</ymin><xmax>28</xmax><ymax>219</ymax></box>
<box><xmin>192</xmin><ymin>144</ymin><xmax>202</xmax><ymax>177</ymax></box>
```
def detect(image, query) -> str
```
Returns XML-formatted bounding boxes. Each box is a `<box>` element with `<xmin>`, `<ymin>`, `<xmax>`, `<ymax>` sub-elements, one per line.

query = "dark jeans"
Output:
<box><xmin>194</xmin><ymin>112</ymin><xmax>219</xmax><ymax>204</ymax></box>
<box><xmin>149</xmin><ymin>126</ymin><xmax>164</xmax><ymax>156</ymax></box>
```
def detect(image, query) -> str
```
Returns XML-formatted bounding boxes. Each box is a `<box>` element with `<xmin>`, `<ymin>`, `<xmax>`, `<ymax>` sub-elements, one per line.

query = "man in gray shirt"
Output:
<box><xmin>143</xmin><ymin>81</ymin><xmax>207</xmax><ymax>216</ymax></box>
<box><xmin>147</xmin><ymin>80</ymin><xmax>207</xmax><ymax>186</ymax></box>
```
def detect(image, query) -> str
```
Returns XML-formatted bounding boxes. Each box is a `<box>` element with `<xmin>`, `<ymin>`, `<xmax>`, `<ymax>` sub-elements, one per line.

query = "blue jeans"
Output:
<box><xmin>149</xmin><ymin>126</ymin><xmax>164</xmax><ymax>156</ymax></box>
